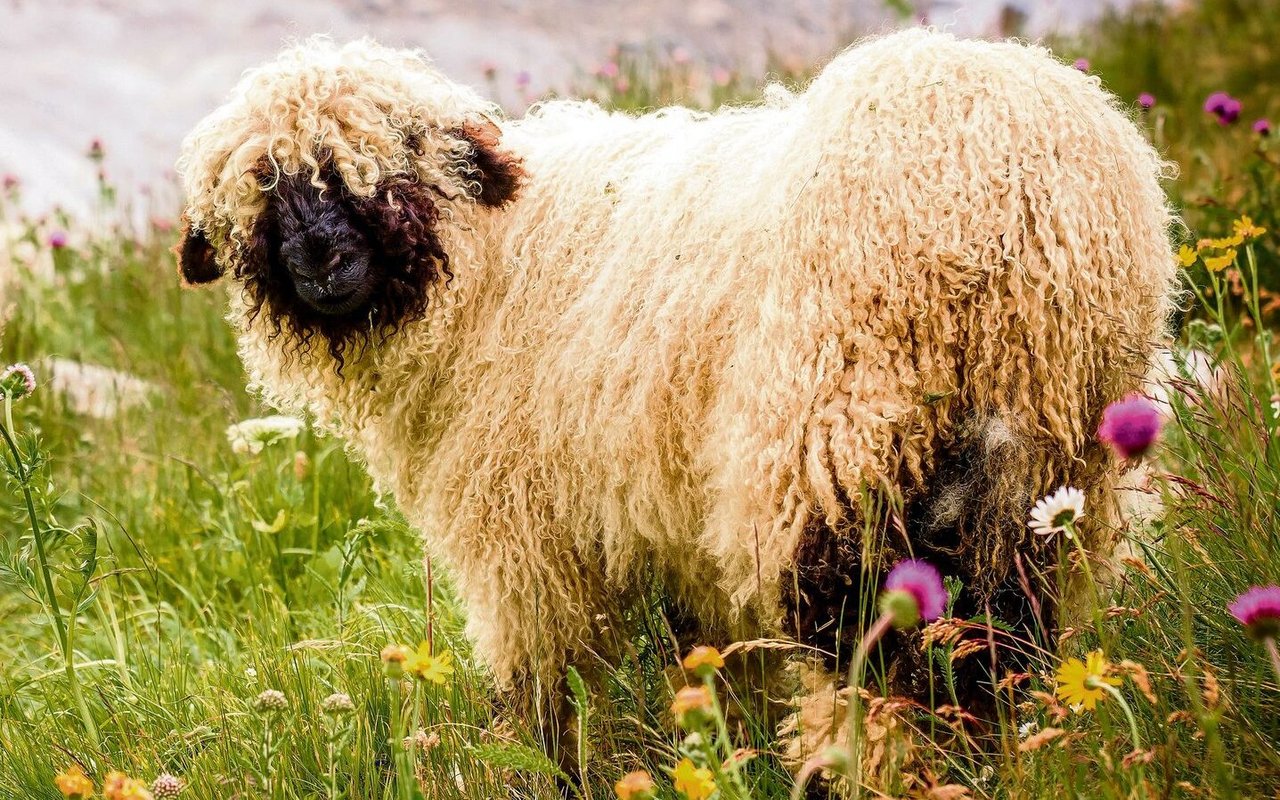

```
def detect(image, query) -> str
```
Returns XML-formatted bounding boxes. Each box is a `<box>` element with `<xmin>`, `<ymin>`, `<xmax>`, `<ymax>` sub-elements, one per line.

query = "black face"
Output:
<box><xmin>274</xmin><ymin>176</ymin><xmax>377</xmax><ymax>316</ymax></box>
<box><xmin>176</xmin><ymin>120</ymin><xmax>527</xmax><ymax>368</ymax></box>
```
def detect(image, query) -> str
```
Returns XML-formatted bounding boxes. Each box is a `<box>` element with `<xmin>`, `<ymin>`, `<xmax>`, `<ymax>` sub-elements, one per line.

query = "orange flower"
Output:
<box><xmin>682</xmin><ymin>646</ymin><xmax>725</xmax><ymax>676</ymax></box>
<box><xmin>614</xmin><ymin>770</ymin><xmax>656</xmax><ymax>800</ymax></box>
<box><xmin>54</xmin><ymin>765</ymin><xmax>94</xmax><ymax>799</ymax></box>
<box><xmin>670</xmin><ymin>685</ymin><xmax>713</xmax><ymax>726</ymax></box>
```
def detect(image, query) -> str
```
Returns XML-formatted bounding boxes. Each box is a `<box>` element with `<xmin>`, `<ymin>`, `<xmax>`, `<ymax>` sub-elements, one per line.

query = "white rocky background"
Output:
<box><xmin>0</xmin><ymin>0</ymin><xmax>1138</xmax><ymax>216</ymax></box>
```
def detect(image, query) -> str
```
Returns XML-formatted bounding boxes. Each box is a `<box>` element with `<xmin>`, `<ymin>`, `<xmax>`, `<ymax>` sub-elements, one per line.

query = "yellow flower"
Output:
<box><xmin>1233</xmin><ymin>215</ymin><xmax>1267</xmax><ymax>241</ymax></box>
<box><xmin>405</xmin><ymin>642</ymin><xmax>455</xmax><ymax>685</ymax></box>
<box><xmin>671</xmin><ymin>758</ymin><xmax>716</xmax><ymax>800</ymax></box>
<box><xmin>55</xmin><ymin>765</ymin><xmax>94</xmax><ymax>799</ymax></box>
<box><xmin>1203</xmin><ymin>249</ymin><xmax>1238</xmax><ymax>273</ymax></box>
<box><xmin>1055</xmin><ymin>649</ymin><xmax>1122</xmax><ymax>711</ymax></box>
<box><xmin>682</xmin><ymin>646</ymin><xmax>725</xmax><ymax>676</ymax></box>
<box><xmin>614</xmin><ymin>770</ymin><xmax>656</xmax><ymax>800</ymax></box>
<box><xmin>1205</xmin><ymin>234</ymin><xmax>1244</xmax><ymax>249</ymax></box>
<box><xmin>1178</xmin><ymin>244</ymin><xmax>1199</xmax><ymax>267</ymax></box>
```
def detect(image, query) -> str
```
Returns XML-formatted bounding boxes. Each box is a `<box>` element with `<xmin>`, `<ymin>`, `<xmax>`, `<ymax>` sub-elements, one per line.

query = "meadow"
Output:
<box><xmin>2</xmin><ymin>1</ymin><xmax>1279</xmax><ymax>797</ymax></box>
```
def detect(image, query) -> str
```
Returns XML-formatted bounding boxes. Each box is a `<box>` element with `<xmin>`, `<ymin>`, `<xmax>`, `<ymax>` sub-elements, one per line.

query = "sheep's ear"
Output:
<box><xmin>453</xmin><ymin>118</ymin><xmax>525</xmax><ymax>208</ymax></box>
<box><xmin>174</xmin><ymin>217</ymin><xmax>223</xmax><ymax>284</ymax></box>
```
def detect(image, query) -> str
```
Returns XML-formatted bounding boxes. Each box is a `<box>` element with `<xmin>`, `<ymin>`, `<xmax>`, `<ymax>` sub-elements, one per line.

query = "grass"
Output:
<box><xmin>2</xmin><ymin>1</ymin><xmax>1280</xmax><ymax>797</ymax></box>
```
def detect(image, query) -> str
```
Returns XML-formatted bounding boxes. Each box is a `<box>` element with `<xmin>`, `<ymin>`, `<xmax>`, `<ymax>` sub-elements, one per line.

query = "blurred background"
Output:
<box><xmin>1</xmin><ymin>0</ymin><xmax>1147</xmax><ymax>216</ymax></box>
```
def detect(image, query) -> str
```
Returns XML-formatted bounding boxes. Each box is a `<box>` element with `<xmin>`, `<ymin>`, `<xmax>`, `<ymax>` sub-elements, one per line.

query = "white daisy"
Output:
<box><xmin>226</xmin><ymin>415</ymin><xmax>305</xmax><ymax>455</ymax></box>
<box><xmin>1028</xmin><ymin>486</ymin><xmax>1085</xmax><ymax>538</ymax></box>
<box><xmin>1018</xmin><ymin>720</ymin><xmax>1038</xmax><ymax>739</ymax></box>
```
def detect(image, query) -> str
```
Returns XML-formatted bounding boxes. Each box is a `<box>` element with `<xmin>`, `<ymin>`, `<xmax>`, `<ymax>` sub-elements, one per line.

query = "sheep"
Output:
<box><xmin>174</xmin><ymin>29</ymin><xmax>1178</xmax><ymax>748</ymax></box>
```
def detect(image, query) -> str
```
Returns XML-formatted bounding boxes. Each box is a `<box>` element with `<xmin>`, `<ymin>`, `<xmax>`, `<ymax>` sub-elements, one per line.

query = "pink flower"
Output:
<box><xmin>48</xmin><ymin>230</ymin><xmax>69</xmax><ymax>249</ymax></box>
<box><xmin>597</xmin><ymin>61</ymin><xmax>619</xmax><ymax>79</ymax></box>
<box><xmin>1229</xmin><ymin>586</ymin><xmax>1280</xmax><ymax>641</ymax></box>
<box><xmin>515</xmin><ymin>70</ymin><xmax>531</xmax><ymax>88</ymax></box>
<box><xmin>1204</xmin><ymin>92</ymin><xmax>1241</xmax><ymax>125</ymax></box>
<box><xmin>1097</xmin><ymin>394</ymin><xmax>1162</xmax><ymax>459</ymax></box>
<box><xmin>2</xmin><ymin>174</ymin><xmax>17</xmax><ymax>192</ymax></box>
<box><xmin>1073</xmin><ymin>58</ymin><xmax>1090</xmax><ymax>72</ymax></box>
<box><xmin>711</xmin><ymin>66</ymin><xmax>732</xmax><ymax>87</ymax></box>
<box><xmin>672</xmin><ymin>47</ymin><xmax>692</xmax><ymax>65</ymax></box>
<box><xmin>1137</xmin><ymin>92</ymin><xmax>1155</xmax><ymax>109</ymax></box>
<box><xmin>882</xmin><ymin>559</ymin><xmax>947</xmax><ymax>626</ymax></box>
<box><xmin>1254</xmin><ymin>118</ymin><xmax>1273</xmax><ymax>137</ymax></box>
<box><xmin>0</xmin><ymin>363</ymin><xmax>36</xmax><ymax>400</ymax></box>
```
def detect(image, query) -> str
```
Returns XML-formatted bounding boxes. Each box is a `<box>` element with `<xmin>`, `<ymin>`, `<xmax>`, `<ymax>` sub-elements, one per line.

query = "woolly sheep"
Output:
<box><xmin>175</xmin><ymin>29</ymin><xmax>1178</xmax><ymax>730</ymax></box>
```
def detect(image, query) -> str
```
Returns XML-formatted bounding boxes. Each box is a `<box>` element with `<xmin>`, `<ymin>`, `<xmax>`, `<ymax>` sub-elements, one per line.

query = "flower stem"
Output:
<box><xmin>844</xmin><ymin>611</ymin><xmax>895</xmax><ymax>799</ymax></box>
<box><xmin>1265</xmin><ymin>638</ymin><xmax>1280</xmax><ymax>685</ymax></box>
<box><xmin>1096</xmin><ymin>681</ymin><xmax>1145</xmax><ymax>784</ymax></box>
<box><xmin>0</xmin><ymin>402</ymin><xmax>100</xmax><ymax>748</ymax></box>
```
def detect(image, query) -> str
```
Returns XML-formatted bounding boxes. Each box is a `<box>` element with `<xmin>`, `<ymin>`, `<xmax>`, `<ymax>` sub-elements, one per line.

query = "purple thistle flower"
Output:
<box><xmin>1204</xmin><ymin>91</ymin><xmax>1241</xmax><ymax>125</ymax></box>
<box><xmin>1</xmin><ymin>174</ymin><xmax>17</xmax><ymax>192</ymax></box>
<box><xmin>0</xmin><ymin>363</ymin><xmax>36</xmax><ymax>401</ymax></box>
<box><xmin>1073</xmin><ymin>58</ymin><xmax>1090</xmax><ymax>72</ymax></box>
<box><xmin>1097</xmin><ymin>394</ymin><xmax>1162</xmax><ymax>459</ymax></box>
<box><xmin>1229</xmin><ymin>585</ymin><xmax>1280</xmax><ymax>641</ymax></box>
<box><xmin>515</xmin><ymin>70</ymin><xmax>531</xmax><ymax>88</ymax></box>
<box><xmin>1254</xmin><ymin>118</ymin><xmax>1273</xmax><ymax>137</ymax></box>
<box><xmin>1138</xmin><ymin>92</ymin><xmax>1156</xmax><ymax>110</ymax></box>
<box><xmin>883</xmin><ymin>559</ymin><xmax>947</xmax><ymax>625</ymax></box>
<box><xmin>48</xmin><ymin>230</ymin><xmax>68</xmax><ymax>249</ymax></box>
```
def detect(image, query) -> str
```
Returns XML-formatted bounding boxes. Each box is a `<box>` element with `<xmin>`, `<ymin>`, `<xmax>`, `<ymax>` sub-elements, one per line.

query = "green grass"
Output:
<box><xmin>3</xmin><ymin>1</ymin><xmax>1280</xmax><ymax>797</ymax></box>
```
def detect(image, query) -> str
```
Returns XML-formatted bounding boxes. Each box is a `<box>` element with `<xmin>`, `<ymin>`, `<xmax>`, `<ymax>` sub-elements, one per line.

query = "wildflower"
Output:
<box><xmin>55</xmin><ymin>765</ymin><xmax>94</xmax><ymax>798</ymax></box>
<box><xmin>1017</xmin><ymin>720</ymin><xmax>1038</xmax><ymax>739</ymax></box>
<box><xmin>49</xmin><ymin>230</ymin><xmax>69</xmax><ymax>249</ymax></box>
<box><xmin>0</xmin><ymin>363</ymin><xmax>37</xmax><ymax>400</ymax></box>
<box><xmin>1028</xmin><ymin>486</ymin><xmax>1085</xmax><ymax>538</ymax></box>
<box><xmin>670</xmin><ymin>685</ymin><xmax>713</xmax><ymax>726</ymax></box>
<box><xmin>104</xmin><ymin>772</ymin><xmax>153</xmax><ymax>800</ymax></box>
<box><xmin>1203</xmin><ymin>91</ymin><xmax>1241</xmax><ymax>125</ymax></box>
<box><xmin>405</xmin><ymin>643</ymin><xmax>455</xmax><ymax>685</ymax></box>
<box><xmin>1055</xmin><ymin>650</ymin><xmax>1121</xmax><ymax>711</ymax></box>
<box><xmin>1137</xmin><ymin>92</ymin><xmax>1155</xmax><ymax>110</ymax></box>
<box><xmin>880</xmin><ymin>559</ymin><xmax>947</xmax><ymax>628</ymax></box>
<box><xmin>225</xmin><ymin>415</ymin><xmax>304</xmax><ymax>455</ymax></box>
<box><xmin>597</xmin><ymin>61</ymin><xmax>619</xmax><ymax>79</ymax></box>
<box><xmin>1178</xmin><ymin>244</ymin><xmax>1199</xmax><ymax>267</ymax></box>
<box><xmin>1228</xmin><ymin>585</ymin><xmax>1280</xmax><ymax>641</ymax></box>
<box><xmin>380</xmin><ymin>644</ymin><xmax>411</xmax><ymax>679</ymax></box>
<box><xmin>2</xmin><ymin>174</ymin><xmax>18</xmax><ymax>192</ymax></box>
<box><xmin>321</xmin><ymin>692</ymin><xmax>355</xmax><ymax>715</ymax></box>
<box><xmin>1203</xmin><ymin>249</ymin><xmax>1237</xmax><ymax>273</ymax></box>
<box><xmin>1073</xmin><ymin>58</ymin><xmax>1090</xmax><ymax>72</ymax></box>
<box><xmin>1255</xmin><ymin>118</ymin><xmax>1273</xmax><ymax>136</ymax></box>
<box><xmin>293</xmin><ymin>450</ymin><xmax>310</xmax><ymax>480</ymax></box>
<box><xmin>479</xmin><ymin>60</ymin><xmax>497</xmax><ymax>80</ymax></box>
<box><xmin>151</xmin><ymin>773</ymin><xmax>184</xmax><ymax>799</ymax></box>
<box><xmin>670</xmin><ymin>758</ymin><xmax>715</xmax><ymax>800</ymax></box>
<box><xmin>87</xmin><ymin>138</ymin><xmax>105</xmax><ymax>161</ymax></box>
<box><xmin>1097</xmin><ymin>394</ymin><xmax>1162</xmax><ymax>459</ymax></box>
<box><xmin>254</xmin><ymin>688</ymin><xmax>288</xmax><ymax>714</ymax></box>
<box><xmin>682</xmin><ymin>645</ymin><xmax>725</xmax><ymax>677</ymax></box>
<box><xmin>672</xmin><ymin>47</ymin><xmax>692</xmax><ymax>65</ymax></box>
<box><xmin>244</xmin><ymin>666</ymin><xmax>258</xmax><ymax>682</ymax></box>
<box><xmin>515</xmin><ymin>70</ymin><xmax>531</xmax><ymax>88</ymax></box>
<box><xmin>711</xmin><ymin>67</ymin><xmax>732</xmax><ymax>87</ymax></box>
<box><xmin>615</xmin><ymin>770</ymin><xmax>657</xmax><ymax>800</ymax></box>
<box><xmin>1233</xmin><ymin>215</ymin><xmax>1267</xmax><ymax>241</ymax></box>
